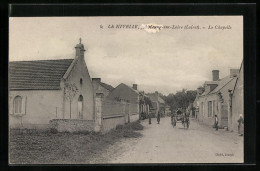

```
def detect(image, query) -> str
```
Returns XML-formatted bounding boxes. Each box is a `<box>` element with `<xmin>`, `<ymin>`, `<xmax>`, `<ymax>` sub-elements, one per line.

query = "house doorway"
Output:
<box><xmin>221</xmin><ymin>103</ymin><xmax>228</xmax><ymax>128</ymax></box>
<box><xmin>78</xmin><ymin>95</ymin><xmax>83</xmax><ymax>119</ymax></box>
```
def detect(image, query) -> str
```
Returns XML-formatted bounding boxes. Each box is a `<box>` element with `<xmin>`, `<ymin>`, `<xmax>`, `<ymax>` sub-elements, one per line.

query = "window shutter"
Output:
<box><xmin>21</xmin><ymin>96</ymin><xmax>27</xmax><ymax>115</ymax></box>
<box><xmin>9</xmin><ymin>95</ymin><xmax>13</xmax><ymax>115</ymax></box>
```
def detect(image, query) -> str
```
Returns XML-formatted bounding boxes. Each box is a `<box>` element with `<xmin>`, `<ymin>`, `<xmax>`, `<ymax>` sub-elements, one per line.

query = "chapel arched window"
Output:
<box><xmin>14</xmin><ymin>96</ymin><xmax>22</xmax><ymax>114</ymax></box>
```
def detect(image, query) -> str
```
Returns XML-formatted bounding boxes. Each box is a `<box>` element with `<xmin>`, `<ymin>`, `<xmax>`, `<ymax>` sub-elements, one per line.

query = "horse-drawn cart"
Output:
<box><xmin>172</xmin><ymin>109</ymin><xmax>190</xmax><ymax>129</ymax></box>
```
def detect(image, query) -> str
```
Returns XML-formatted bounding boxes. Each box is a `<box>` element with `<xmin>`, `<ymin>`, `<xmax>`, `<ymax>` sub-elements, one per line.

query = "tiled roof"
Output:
<box><xmin>146</xmin><ymin>94</ymin><xmax>156</xmax><ymax>101</ymax></box>
<box><xmin>109</xmin><ymin>83</ymin><xmax>139</xmax><ymax>96</ymax></box>
<box><xmin>123</xmin><ymin>83</ymin><xmax>139</xmax><ymax>94</ymax></box>
<box><xmin>100</xmin><ymin>82</ymin><xmax>114</xmax><ymax>91</ymax></box>
<box><xmin>200</xmin><ymin>76</ymin><xmax>237</xmax><ymax>96</ymax></box>
<box><xmin>233</xmin><ymin>61</ymin><xmax>243</xmax><ymax>93</ymax></box>
<box><xmin>158</xmin><ymin>96</ymin><xmax>165</xmax><ymax>103</ymax></box>
<box><xmin>209</xmin><ymin>76</ymin><xmax>236</xmax><ymax>94</ymax></box>
<box><xmin>147</xmin><ymin>94</ymin><xmax>165</xmax><ymax>104</ymax></box>
<box><xmin>147</xmin><ymin>94</ymin><xmax>158</xmax><ymax>102</ymax></box>
<box><xmin>9</xmin><ymin>59</ymin><xmax>73</xmax><ymax>90</ymax></box>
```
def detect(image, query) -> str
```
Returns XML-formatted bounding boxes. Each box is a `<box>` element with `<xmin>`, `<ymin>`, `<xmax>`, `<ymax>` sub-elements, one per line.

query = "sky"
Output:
<box><xmin>9</xmin><ymin>16</ymin><xmax>243</xmax><ymax>95</ymax></box>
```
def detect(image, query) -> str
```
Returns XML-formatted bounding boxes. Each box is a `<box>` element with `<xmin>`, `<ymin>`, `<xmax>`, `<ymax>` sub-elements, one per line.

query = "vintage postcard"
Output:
<box><xmin>9</xmin><ymin>16</ymin><xmax>244</xmax><ymax>164</ymax></box>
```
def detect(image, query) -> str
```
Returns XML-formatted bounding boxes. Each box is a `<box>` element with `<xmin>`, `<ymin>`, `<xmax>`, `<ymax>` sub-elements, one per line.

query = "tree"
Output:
<box><xmin>64</xmin><ymin>82</ymin><xmax>79</xmax><ymax>119</ymax></box>
<box><xmin>163</xmin><ymin>89</ymin><xmax>197</xmax><ymax>113</ymax></box>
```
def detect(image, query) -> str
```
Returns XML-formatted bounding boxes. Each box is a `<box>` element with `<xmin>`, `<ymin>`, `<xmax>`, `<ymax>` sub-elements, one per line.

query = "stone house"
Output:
<box><xmin>193</xmin><ymin>87</ymin><xmax>203</xmax><ymax>119</ymax></box>
<box><xmin>97</xmin><ymin>83</ymin><xmax>141</xmax><ymax>132</ymax></box>
<box><xmin>229</xmin><ymin>61</ymin><xmax>243</xmax><ymax>132</ymax></box>
<box><xmin>9</xmin><ymin>40</ymin><xmax>95</xmax><ymax>130</ymax></box>
<box><xmin>139</xmin><ymin>91</ymin><xmax>151</xmax><ymax>119</ymax></box>
<box><xmin>194</xmin><ymin>69</ymin><xmax>238</xmax><ymax>128</ymax></box>
<box><xmin>92</xmin><ymin>78</ymin><xmax>114</xmax><ymax>98</ymax></box>
<box><xmin>147</xmin><ymin>91</ymin><xmax>166</xmax><ymax>117</ymax></box>
<box><xmin>193</xmin><ymin>99</ymin><xmax>198</xmax><ymax>118</ymax></box>
<box><xmin>105</xmin><ymin>83</ymin><xmax>140</xmax><ymax>117</ymax></box>
<box><xmin>165</xmin><ymin>105</ymin><xmax>171</xmax><ymax>116</ymax></box>
<box><xmin>187</xmin><ymin>103</ymin><xmax>195</xmax><ymax>118</ymax></box>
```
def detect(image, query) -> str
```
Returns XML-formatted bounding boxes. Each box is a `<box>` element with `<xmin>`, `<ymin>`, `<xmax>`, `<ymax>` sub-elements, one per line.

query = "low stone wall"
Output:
<box><xmin>130</xmin><ymin>113</ymin><xmax>139</xmax><ymax>123</ymax></box>
<box><xmin>9</xmin><ymin>122</ymin><xmax>50</xmax><ymax>130</ymax></box>
<box><xmin>102</xmin><ymin>115</ymin><xmax>125</xmax><ymax>133</ymax></box>
<box><xmin>49</xmin><ymin>119</ymin><xmax>94</xmax><ymax>133</ymax></box>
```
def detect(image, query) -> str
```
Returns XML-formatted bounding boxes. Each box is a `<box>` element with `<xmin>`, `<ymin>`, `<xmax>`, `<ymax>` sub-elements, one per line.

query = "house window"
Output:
<box><xmin>200</xmin><ymin>102</ymin><xmax>204</xmax><ymax>116</ymax></box>
<box><xmin>213</xmin><ymin>100</ymin><xmax>216</xmax><ymax>116</ymax></box>
<box><xmin>216</xmin><ymin>100</ymin><xmax>218</xmax><ymax>112</ymax></box>
<box><xmin>14</xmin><ymin>96</ymin><xmax>22</xmax><ymax>114</ymax></box>
<box><xmin>208</xmin><ymin>101</ymin><xmax>213</xmax><ymax>117</ymax></box>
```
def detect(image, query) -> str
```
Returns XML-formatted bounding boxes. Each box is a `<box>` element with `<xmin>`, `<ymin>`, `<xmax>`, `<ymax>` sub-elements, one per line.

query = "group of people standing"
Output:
<box><xmin>147</xmin><ymin>109</ymin><xmax>244</xmax><ymax>136</ymax></box>
<box><xmin>214</xmin><ymin>114</ymin><xmax>244</xmax><ymax>136</ymax></box>
<box><xmin>148</xmin><ymin>111</ymin><xmax>161</xmax><ymax>125</ymax></box>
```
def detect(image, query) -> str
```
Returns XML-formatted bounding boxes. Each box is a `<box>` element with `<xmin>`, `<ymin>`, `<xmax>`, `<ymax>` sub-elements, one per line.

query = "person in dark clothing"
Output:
<box><xmin>148</xmin><ymin>112</ymin><xmax>151</xmax><ymax>124</ymax></box>
<box><xmin>171</xmin><ymin>112</ymin><xmax>174</xmax><ymax>124</ymax></box>
<box><xmin>157</xmin><ymin>111</ymin><xmax>161</xmax><ymax>124</ymax></box>
<box><xmin>214</xmin><ymin>115</ymin><xmax>218</xmax><ymax>131</ymax></box>
<box><xmin>237</xmin><ymin>114</ymin><xmax>244</xmax><ymax>136</ymax></box>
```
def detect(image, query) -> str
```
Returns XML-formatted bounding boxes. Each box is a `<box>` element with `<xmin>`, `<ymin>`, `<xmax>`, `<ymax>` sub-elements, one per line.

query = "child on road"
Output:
<box><xmin>157</xmin><ymin>111</ymin><xmax>161</xmax><ymax>124</ymax></box>
<box><xmin>214</xmin><ymin>115</ymin><xmax>218</xmax><ymax>131</ymax></box>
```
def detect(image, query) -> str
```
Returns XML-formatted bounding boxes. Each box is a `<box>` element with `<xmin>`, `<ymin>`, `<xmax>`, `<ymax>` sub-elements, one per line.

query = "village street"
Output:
<box><xmin>89</xmin><ymin>117</ymin><xmax>243</xmax><ymax>164</ymax></box>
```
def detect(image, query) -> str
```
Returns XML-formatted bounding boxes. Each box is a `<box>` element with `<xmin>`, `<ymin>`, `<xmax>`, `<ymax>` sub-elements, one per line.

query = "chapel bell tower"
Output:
<box><xmin>75</xmin><ymin>38</ymin><xmax>86</xmax><ymax>58</ymax></box>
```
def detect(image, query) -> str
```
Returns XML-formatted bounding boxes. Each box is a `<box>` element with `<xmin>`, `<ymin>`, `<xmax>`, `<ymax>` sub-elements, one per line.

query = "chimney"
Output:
<box><xmin>230</xmin><ymin>69</ymin><xmax>239</xmax><ymax>78</ymax></box>
<box><xmin>212</xmin><ymin>70</ymin><xmax>219</xmax><ymax>81</ymax></box>
<box><xmin>133</xmin><ymin>84</ymin><xmax>137</xmax><ymax>90</ymax></box>
<box><xmin>92</xmin><ymin>78</ymin><xmax>101</xmax><ymax>83</ymax></box>
<box><xmin>75</xmin><ymin>38</ymin><xmax>86</xmax><ymax>58</ymax></box>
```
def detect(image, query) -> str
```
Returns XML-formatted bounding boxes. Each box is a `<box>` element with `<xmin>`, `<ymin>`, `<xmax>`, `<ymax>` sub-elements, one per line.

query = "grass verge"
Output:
<box><xmin>9</xmin><ymin>121</ymin><xmax>144</xmax><ymax>164</ymax></box>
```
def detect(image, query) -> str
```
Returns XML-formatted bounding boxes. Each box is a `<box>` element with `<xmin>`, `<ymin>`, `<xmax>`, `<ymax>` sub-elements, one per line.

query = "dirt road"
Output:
<box><xmin>89</xmin><ymin>117</ymin><xmax>243</xmax><ymax>163</ymax></box>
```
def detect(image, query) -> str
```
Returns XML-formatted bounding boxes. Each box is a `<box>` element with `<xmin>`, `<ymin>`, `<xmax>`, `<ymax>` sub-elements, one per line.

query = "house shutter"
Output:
<box><xmin>21</xmin><ymin>96</ymin><xmax>27</xmax><ymax>115</ymax></box>
<box><xmin>9</xmin><ymin>95</ymin><xmax>13</xmax><ymax>115</ymax></box>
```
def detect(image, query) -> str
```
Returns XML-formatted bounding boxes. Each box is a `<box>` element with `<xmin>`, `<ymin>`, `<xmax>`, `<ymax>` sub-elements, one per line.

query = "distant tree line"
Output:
<box><xmin>160</xmin><ymin>89</ymin><xmax>197</xmax><ymax>112</ymax></box>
